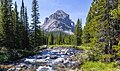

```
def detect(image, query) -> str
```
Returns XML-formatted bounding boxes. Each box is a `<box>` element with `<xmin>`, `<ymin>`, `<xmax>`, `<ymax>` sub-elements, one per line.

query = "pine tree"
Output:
<box><xmin>20</xmin><ymin>0</ymin><xmax>25</xmax><ymax>23</ymax></box>
<box><xmin>31</xmin><ymin>0</ymin><xmax>40</xmax><ymax>47</ymax></box>
<box><xmin>0</xmin><ymin>1</ymin><xmax>3</xmax><ymax>35</ymax></box>
<box><xmin>63</xmin><ymin>34</ymin><xmax>69</xmax><ymax>45</ymax></box>
<box><xmin>48</xmin><ymin>32</ymin><xmax>54</xmax><ymax>45</ymax></box>
<box><xmin>12</xmin><ymin>2</ymin><xmax>19</xmax><ymax>48</ymax></box>
<box><xmin>82</xmin><ymin>6</ymin><xmax>92</xmax><ymax>44</ymax></box>
<box><xmin>83</xmin><ymin>0</ymin><xmax>120</xmax><ymax>54</ymax></box>
<box><xmin>24</xmin><ymin>7</ymin><xmax>29</xmax><ymax>49</ymax></box>
<box><xmin>0</xmin><ymin>1</ymin><xmax>4</xmax><ymax>46</ymax></box>
<box><xmin>110</xmin><ymin>0</ymin><xmax>120</xmax><ymax>43</ymax></box>
<box><xmin>74</xmin><ymin>18</ymin><xmax>82</xmax><ymax>46</ymax></box>
<box><xmin>57</xmin><ymin>32</ymin><xmax>62</xmax><ymax>45</ymax></box>
<box><xmin>82</xmin><ymin>25</ymin><xmax>90</xmax><ymax>44</ymax></box>
<box><xmin>97</xmin><ymin>0</ymin><xmax>115</xmax><ymax>54</ymax></box>
<box><xmin>1</xmin><ymin>0</ymin><xmax>15</xmax><ymax>48</ymax></box>
<box><xmin>19</xmin><ymin>0</ymin><xmax>26</xmax><ymax>49</ymax></box>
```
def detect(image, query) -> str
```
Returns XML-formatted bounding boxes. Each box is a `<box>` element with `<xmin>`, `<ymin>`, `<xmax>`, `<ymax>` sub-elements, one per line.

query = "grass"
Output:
<box><xmin>76</xmin><ymin>46</ymin><xmax>92</xmax><ymax>50</ymax></box>
<box><xmin>47</xmin><ymin>45</ymin><xmax>76</xmax><ymax>49</ymax></box>
<box><xmin>44</xmin><ymin>44</ymin><xmax>92</xmax><ymax>50</ymax></box>
<box><xmin>81</xmin><ymin>61</ymin><xmax>119</xmax><ymax>71</ymax></box>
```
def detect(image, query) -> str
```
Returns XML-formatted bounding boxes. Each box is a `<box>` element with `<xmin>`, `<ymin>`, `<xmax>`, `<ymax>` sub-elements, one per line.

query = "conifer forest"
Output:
<box><xmin>0</xmin><ymin>0</ymin><xmax>120</xmax><ymax>71</ymax></box>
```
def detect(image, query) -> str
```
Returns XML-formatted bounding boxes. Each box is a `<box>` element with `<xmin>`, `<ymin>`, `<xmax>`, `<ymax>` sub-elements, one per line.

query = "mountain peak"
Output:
<box><xmin>41</xmin><ymin>10</ymin><xmax>75</xmax><ymax>35</ymax></box>
<box><xmin>55</xmin><ymin>10</ymin><xmax>68</xmax><ymax>16</ymax></box>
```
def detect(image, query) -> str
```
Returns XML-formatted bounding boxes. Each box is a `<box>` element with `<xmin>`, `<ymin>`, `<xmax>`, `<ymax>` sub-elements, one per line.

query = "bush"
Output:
<box><xmin>71</xmin><ymin>52</ymin><xmax>89</xmax><ymax>63</ymax></box>
<box><xmin>100</xmin><ymin>54</ymin><xmax>114</xmax><ymax>62</ymax></box>
<box><xmin>76</xmin><ymin>46</ymin><xmax>92</xmax><ymax>50</ymax></box>
<box><xmin>0</xmin><ymin>53</ymin><xmax>10</xmax><ymax>62</ymax></box>
<box><xmin>112</xmin><ymin>42</ymin><xmax>120</xmax><ymax>59</ymax></box>
<box><xmin>118</xmin><ymin>41</ymin><xmax>120</xmax><ymax>46</ymax></box>
<box><xmin>113</xmin><ymin>45</ymin><xmax>120</xmax><ymax>51</ymax></box>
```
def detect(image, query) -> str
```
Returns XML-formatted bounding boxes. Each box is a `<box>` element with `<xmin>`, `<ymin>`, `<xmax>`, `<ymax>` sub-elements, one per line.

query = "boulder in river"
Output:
<box><xmin>36</xmin><ymin>65</ymin><xmax>54</xmax><ymax>71</ymax></box>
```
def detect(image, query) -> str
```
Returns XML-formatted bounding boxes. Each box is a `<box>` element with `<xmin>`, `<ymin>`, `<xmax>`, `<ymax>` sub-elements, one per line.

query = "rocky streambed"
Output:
<box><xmin>0</xmin><ymin>47</ymin><xmax>83</xmax><ymax>71</ymax></box>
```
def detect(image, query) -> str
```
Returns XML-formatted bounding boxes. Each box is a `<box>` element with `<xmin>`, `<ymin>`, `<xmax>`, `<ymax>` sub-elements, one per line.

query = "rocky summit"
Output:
<box><xmin>41</xmin><ymin>10</ymin><xmax>75</xmax><ymax>35</ymax></box>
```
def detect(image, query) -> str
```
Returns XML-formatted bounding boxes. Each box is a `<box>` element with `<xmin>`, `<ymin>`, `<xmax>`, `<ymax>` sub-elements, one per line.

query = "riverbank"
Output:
<box><xmin>1</xmin><ymin>45</ymin><xmax>120</xmax><ymax>71</ymax></box>
<box><xmin>0</xmin><ymin>46</ymin><xmax>83</xmax><ymax>71</ymax></box>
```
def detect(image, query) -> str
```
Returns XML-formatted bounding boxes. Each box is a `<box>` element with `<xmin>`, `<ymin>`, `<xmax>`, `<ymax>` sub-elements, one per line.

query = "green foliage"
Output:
<box><xmin>29</xmin><ymin>30</ymin><xmax>45</xmax><ymax>47</ymax></box>
<box><xmin>47</xmin><ymin>31</ymin><xmax>75</xmax><ymax>45</ymax></box>
<box><xmin>82</xmin><ymin>25</ymin><xmax>90</xmax><ymax>44</ymax></box>
<box><xmin>86</xmin><ymin>42</ymin><xmax>108</xmax><ymax>61</ymax></box>
<box><xmin>76</xmin><ymin>45</ymin><xmax>92</xmax><ymax>50</ymax></box>
<box><xmin>0</xmin><ymin>2</ymin><xmax>3</xmax><ymax>35</ymax></box>
<box><xmin>74</xmin><ymin>18</ymin><xmax>82</xmax><ymax>46</ymax></box>
<box><xmin>82</xmin><ymin>61</ymin><xmax>118</xmax><ymax>71</ymax></box>
<box><xmin>113</xmin><ymin>45</ymin><xmax>120</xmax><ymax>51</ymax></box>
<box><xmin>62</xmin><ymin>34</ymin><xmax>74</xmax><ymax>45</ymax></box>
<box><xmin>118</xmin><ymin>41</ymin><xmax>120</xmax><ymax>46</ymax></box>
<box><xmin>112</xmin><ymin>41</ymin><xmax>120</xmax><ymax>58</ymax></box>
<box><xmin>71</xmin><ymin>52</ymin><xmax>89</xmax><ymax>64</ymax></box>
<box><xmin>0</xmin><ymin>0</ymin><xmax>40</xmax><ymax>62</ymax></box>
<box><xmin>55</xmin><ymin>32</ymin><xmax>63</xmax><ymax>45</ymax></box>
<box><xmin>116</xmin><ymin>52</ymin><xmax>120</xmax><ymax>57</ymax></box>
<box><xmin>100</xmin><ymin>54</ymin><xmax>114</xmax><ymax>62</ymax></box>
<box><xmin>83</xmin><ymin>0</ymin><xmax>120</xmax><ymax>55</ymax></box>
<box><xmin>48</xmin><ymin>32</ymin><xmax>54</xmax><ymax>45</ymax></box>
<box><xmin>48</xmin><ymin>45</ymin><xmax>76</xmax><ymax>49</ymax></box>
<box><xmin>19</xmin><ymin>0</ymin><xmax>30</xmax><ymax>49</ymax></box>
<box><xmin>1</xmin><ymin>0</ymin><xmax>15</xmax><ymax>48</ymax></box>
<box><xmin>31</xmin><ymin>0</ymin><xmax>40</xmax><ymax>47</ymax></box>
<box><xmin>0</xmin><ymin>53</ymin><xmax>10</xmax><ymax>62</ymax></box>
<box><xmin>13</xmin><ymin>2</ymin><xmax>21</xmax><ymax>49</ymax></box>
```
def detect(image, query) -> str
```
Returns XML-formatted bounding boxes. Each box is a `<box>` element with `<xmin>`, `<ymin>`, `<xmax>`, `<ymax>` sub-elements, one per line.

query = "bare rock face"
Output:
<box><xmin>41</xmin><ymin>10</ymin><xmax>75</xmax><ymax>35</ymax></box>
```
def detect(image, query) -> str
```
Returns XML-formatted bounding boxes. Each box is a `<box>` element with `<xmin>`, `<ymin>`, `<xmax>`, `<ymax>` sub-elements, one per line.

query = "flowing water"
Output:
<box><xmin>6</xmin><ymin>47</ymin><xmax>82</xmax><ymax>71</ymax></box>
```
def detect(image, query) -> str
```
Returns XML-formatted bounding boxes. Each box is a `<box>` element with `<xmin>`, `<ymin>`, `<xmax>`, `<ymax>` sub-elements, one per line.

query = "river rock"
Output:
<box><xmin>50</xmin><ymin>55</ymin><xmax>58</xmax><ymax>59</ymax></box>
<box><xmin>5</xmin><ymin>47</ymin><xmax>83</xmax><ymax>71</ymax></box>
<box><xmin>36</xmin><ymin>65</ymin><xmax>54</xmax><ymax>71</ymax></box>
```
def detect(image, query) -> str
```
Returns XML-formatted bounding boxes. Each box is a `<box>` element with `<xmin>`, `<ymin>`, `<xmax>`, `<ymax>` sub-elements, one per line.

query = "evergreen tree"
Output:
<box><xmin>19</xmin><ymin>0</ymin><xmax>26</xmax><ymax>49</ymax></box>
<box><xmin>83</xmin><ymin>0</ymin><xmax>120</xmax><ymax>54</ymax></box>
<box><xmin>0</xmin><ymin>1</ymin><xmax>3</xmax><ymax>35</ymax></box>
<box><xmin>74</xmin><ymin>18</ymin><xmax>82</xmax><ymax>46</ymax></box>
<box><xmin>24</xmin><ymin>7</ymin><xmax>29</xmax><ymax>49</ymax></box>
<box><xmin>20</xmin><ymin>0</ymin><xmax>25</xmax><ymax>23</ymax></box>
<box><xmin>82</xmin><ymin>7</ymin><xmax>92</xmax><ymax>44</ymax></box>
<box><xmin>0</xmin><ymin>1</ymin><xmax>4</xmax><ymax>46</ymax></box>
<box><xmin>57</xmin><ymin>32</ymin><xmax>63</xmax><ymax>45</ymax></box>
<box><xmin>1</xmin><ymin>0</ymin><xmax>14</xmax><ymax>48</ymax></box>
<box><xmin>48</xmin><ymin>32</ymin><xmax>54</xmax><ymax>45</ymax></box>
<box><xmin>31</xmin><ymin>0</ymin><xmax>40</xmax><ymax>47</ymax></box>
<box><xmin>110</xmin><ymin>0</ymin><xmax>120</xmax><ymax>43</ymax></box>
<box><xmin>96</xmin><ymin>0</ymin><xmax>116</xmax><ymax>54</ymax></box>
<box><xmin>63</xmin><ymin>34</ymin><xmax>69</xmax><ymax>45</ymax></box>
<box><xmin>12</xmin><ymin>2</ymin><xmax>19</xmax><ymax>48</ymax></box>
<box><xmin>82</xmin><ymin>25</ymin><xmax>90</xmax><ymax>44</ymax></box>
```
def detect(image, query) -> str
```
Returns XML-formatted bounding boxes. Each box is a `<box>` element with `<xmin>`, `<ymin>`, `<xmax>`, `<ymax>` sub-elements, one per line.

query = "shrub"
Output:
<box><xmin>118</xmin><ymin>41</ymin><xmax>120</xmax><ymax>46</ymax></box>
<box><xmin>0</xmin><ymin>53</ymin><xmax>10</xmax><ymax>62</ymax></box>
<box><xmin>71</xmin><ymin>52</ymin><xmax>89</xmax><ymax>63</ymax></box>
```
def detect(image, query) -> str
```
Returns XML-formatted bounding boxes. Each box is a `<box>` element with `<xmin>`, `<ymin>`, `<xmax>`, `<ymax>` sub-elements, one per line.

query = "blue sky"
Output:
<box><xmin>13</xmin><ymin>0</ymin><xmax>92</xmax><ymax>27</ymax></box>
